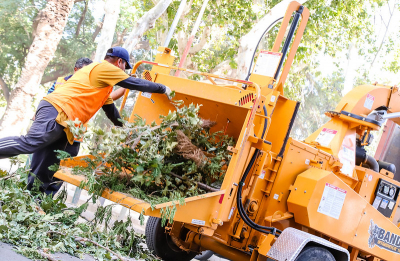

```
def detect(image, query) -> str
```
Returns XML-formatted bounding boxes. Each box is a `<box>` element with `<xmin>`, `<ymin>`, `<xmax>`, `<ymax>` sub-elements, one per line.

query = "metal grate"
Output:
<box><xmin>143</xmin><ymin>70</ymin><xmax>153</xmax><ymax>81</ymax></box>
<box><xmin>238</xmin><ymin>93</ymin><xmax>254</xmax><ymax>106</ymax></box>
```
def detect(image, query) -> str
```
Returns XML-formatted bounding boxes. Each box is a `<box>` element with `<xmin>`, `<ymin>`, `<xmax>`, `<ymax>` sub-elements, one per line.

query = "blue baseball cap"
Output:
<box><xmin>106</xmin><ymin>46</ymin><xmax>133</xmax><ymax>69</ymax></box>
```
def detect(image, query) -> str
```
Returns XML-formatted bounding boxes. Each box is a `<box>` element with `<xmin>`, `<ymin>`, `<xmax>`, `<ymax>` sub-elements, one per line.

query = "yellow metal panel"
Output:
<box><xmin>353</xmin><ymin>204</ymin><xmax>400</xmax><ymax>260</ymax></box>
<box><xmin>334</xmin><ymin>85</ymin><xmax>391</xmax><ymax>115</ymax></box>
<box><xmin>264</xmin><ymin>97</ymin><xmax>298</xmax><ymax>155</ymax></box>
<box><xmin>54</xmin><ymin>168</ymin><xmax>225</xmax><ymax>227</ymax></box>
<box><xmin>304</xmin><ymin>118</ymin><xmax>350</xmax><ymax>157</ymax></box>
<box><xmin>289</xmin><ymin>168</ymin><xmax>400</xmax><ymax>260</ymax></box>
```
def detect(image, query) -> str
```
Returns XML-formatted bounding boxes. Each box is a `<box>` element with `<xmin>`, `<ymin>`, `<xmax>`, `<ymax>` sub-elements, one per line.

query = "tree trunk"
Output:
<box><xmin>0</xmin><ymin>77</ymin><xmax>10</xmax><ymax>105</ymax></box>
<box><xmin>123</xmin><ymin>0</ymin><xmax>173</xmax><ymax>54</ymax></box>
<box><xmin>0</xmin><ymin>0</ymin><xmax>75</xmax><ymax>137</ymax></box>
<box><xmin>93</xmin><ymin>0</ymin><xmax>121</xmax><ymax>62</ymax></box>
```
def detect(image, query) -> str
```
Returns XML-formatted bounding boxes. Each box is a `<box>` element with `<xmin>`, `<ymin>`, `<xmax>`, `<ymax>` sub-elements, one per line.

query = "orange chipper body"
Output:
<box><xmin>55</xmin><ymin>2</ymin><xmax>400</xmax><ymax>260</ymax></box>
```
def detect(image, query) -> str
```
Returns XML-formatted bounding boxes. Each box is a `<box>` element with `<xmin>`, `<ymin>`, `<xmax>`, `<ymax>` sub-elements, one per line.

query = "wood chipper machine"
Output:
<box><xmin>55</xmin><ymin>1</ymin><xmax>400</xmax><ymax>260</ymax></box>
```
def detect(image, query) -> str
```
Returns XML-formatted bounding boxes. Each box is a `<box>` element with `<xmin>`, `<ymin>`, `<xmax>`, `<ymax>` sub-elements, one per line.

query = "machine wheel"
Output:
<box><xmin>145</xmin><ymin>216</ymin><xmax>197</xmax><ymax>261</ymax></box>
<box><xmin>295</xmin><ymin>246</ymin><xmax>336</xmax><ymax>261</ymax></box>
<box><xmin>194</xmin><ymin>250</ymin><xmax>214</xmax><ymax>260</ymax></box>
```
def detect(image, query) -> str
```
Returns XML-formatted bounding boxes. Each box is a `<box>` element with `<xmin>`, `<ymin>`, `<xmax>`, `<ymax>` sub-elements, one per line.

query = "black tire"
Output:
<box><xmin>295</xmin><ymin>246</ymin><xmax>336</xmax><ymax>261</ymax></box>
<box><xmin>195</xmin><ymin>250</ymin><xmax>214</xmax><ymax>260</ymax></box>
<box><xmin>145</xmin><ymin>216</ymin><xmax>197</xmax><ymax>261</ymax></box>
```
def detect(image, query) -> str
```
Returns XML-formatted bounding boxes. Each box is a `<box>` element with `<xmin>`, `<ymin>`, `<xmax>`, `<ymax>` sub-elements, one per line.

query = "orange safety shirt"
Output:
<box><xmin>44</xmin><ymin>61</ymin><xmax>129</xmax><ymax>144</ymax></box>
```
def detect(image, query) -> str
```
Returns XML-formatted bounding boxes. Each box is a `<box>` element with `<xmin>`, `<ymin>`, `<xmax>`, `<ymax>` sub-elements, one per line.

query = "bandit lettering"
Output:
<box><xmin>369</xmin><ymin>220</ymin><xmax>400</xmax><ymax>254</ymax></box>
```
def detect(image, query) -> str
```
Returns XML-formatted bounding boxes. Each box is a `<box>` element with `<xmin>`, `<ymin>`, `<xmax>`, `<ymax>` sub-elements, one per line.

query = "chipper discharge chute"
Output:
<box><xmin>55</xmin><ymin>1</ymin><xmax>400</xmax><ymax>260</ymax></box>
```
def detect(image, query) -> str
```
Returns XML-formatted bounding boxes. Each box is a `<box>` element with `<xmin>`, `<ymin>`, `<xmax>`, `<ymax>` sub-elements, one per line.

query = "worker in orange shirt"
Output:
<box><xmin>0</xmin><ymin>47</ymin><xmax>171</xmax><ymax>195</ymax></box>
<box><xmin>46</xmin><ymin>57</ymin><xmax>126</xmax><ymax>157</ymax></box>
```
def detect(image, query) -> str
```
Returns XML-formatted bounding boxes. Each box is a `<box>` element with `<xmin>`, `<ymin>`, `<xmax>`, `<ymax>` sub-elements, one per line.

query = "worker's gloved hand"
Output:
<box><xmin>164</xmin><ymin>86</ymin><xmax>172</xmax><ymax>100</ymax></box>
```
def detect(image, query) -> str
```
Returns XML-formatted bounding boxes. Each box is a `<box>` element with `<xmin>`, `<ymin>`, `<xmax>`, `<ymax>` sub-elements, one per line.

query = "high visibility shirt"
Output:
<box><xmin>44</xmin><ymin>61</ymin><xmax>129</xmax><ymax>144</ymax></box>
<box><xmin>47</xmin><ymin>75</ymin><xmax>72</xmax><ymax>95</ymax></box>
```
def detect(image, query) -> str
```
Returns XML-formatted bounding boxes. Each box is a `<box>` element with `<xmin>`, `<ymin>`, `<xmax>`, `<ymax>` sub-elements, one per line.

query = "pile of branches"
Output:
<box><xmin>70</xmin><ymin>99</ymin><xmax>235</xmax><ymax>208</ymax></box>
<box><xmin>0</xmin><ymin>159</ymin><xmax>156</xmax><ymax>261</ymax></box>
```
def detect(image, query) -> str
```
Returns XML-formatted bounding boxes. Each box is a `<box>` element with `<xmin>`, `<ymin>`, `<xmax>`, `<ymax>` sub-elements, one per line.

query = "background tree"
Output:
<box><xmin>1</xmin><ymin>0</ymin><xmax>400</xmax><ymax>141</ymax></box>
<box><xmin>93</xmin><ymin>0</ymin><xmax>121</xmax><ymax>62</ymax></box>
<box><xmin>0</xmin><ymin>0</ymin><xmax>75</xmax><ymax>136</ymax></box>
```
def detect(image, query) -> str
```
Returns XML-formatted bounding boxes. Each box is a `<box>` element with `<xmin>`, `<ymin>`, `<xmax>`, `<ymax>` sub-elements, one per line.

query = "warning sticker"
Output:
<box><xmin>259</xmin><ymin>170</ymin><xmax>266</xmax><ymax>179</ymax></box>
<box><xmin>315</xmin><ymin>128</ymin><xmax>337</xmax><ymax>147</ymax></box>
<box><xmin>380</xmin><ymin>199</ymin><xmax>389</xmax><ymax>209</ymax></box>
<box><xmin>191</xmin><ymin>219</ymin><xmax>206</xmax><ymax>226</ymax></box>
<box><xmin>228</xmin><ymin>207</ymin><xmax>235</xmax><ymax>220</ymax></box>
<box><xmin>317</xmin><ymin>183</ymin><xmax>347</xmax><ymax>219</ymax></box>
<box><xmin>339</xmin><ymin>145</ymin><xmax>355</xmax><ymax>176</ymax></box>
<box><xmin>253</xmin><ymin>51</ymin><xmax>282</xmax><ymax>78</ymax></box>
<box><xmin>338</xmin><ymin>131</ymin><xmax>356</xmax><ymax>177</ymax></box>
<box><xmin>141</xmin><ymin>92</ymin><xmax>152</xmax><ymax>98</ymax></box>
<box><xmin>372</xmin><ymin>196</ymin><xmax>382</xmax><ymax>209</ymax></box>
<box><xmin>364</xmin><ymin>93</ymin><xmax>375</xmax><ymax>110</ymax></box>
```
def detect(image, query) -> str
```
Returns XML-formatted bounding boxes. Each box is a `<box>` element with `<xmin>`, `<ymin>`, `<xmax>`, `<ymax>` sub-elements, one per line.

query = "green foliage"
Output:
<box><xmin>0</xmin><ymin>163</ymin><xmax>156</xmax><ymax>260</ymax></box>
<box><xmin>67</xmin><ymin>100</ymin><xmax>234</xmax><ymax>222</ymax></box>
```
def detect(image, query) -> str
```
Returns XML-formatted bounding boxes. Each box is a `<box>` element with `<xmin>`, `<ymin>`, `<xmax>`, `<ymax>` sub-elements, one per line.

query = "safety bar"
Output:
<box><xmin>119</xmin><ymin>60</ymin><xmax>260</xmax><ymax>112</ymax></box>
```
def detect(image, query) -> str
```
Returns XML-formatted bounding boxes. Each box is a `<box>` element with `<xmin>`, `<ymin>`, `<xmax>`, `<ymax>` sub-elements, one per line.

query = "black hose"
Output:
<box><xmin>236</xmin><ymin>149</ymin><xmax>281</xmax><ymax>236</ymax></box>
<box><xmin>262</xmin><ymin>105</ymin><xmax>268</xmax><ymax>139</ymax></box>
<box><xmin>244</xmin><ymin>18</ymin><xmax>284</xmax><ymax>81</ymax></box>
<box><xmin>365</xmin><ymin>155</ymin><xmax>379</xmax><ymax>173</ymax></box>
<box><xmin>235</xmin><ymin>104</ymin><xmax>281</xmax><ymax>236</ymax></box>
<box><xmin>273</xmin><ymin>6</ymin><xmax>303</xmax><ymax>80</ymax></box>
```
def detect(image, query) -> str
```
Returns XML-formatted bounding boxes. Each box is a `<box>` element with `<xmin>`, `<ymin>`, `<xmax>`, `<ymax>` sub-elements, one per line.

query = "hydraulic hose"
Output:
<box><xmin>236</xmin><ymin>149</ymin><xmax>281</xmax><ymax>236</ymax></box>
<box><xmin>244</xmin><ymin>18</ymin><xmax>284</xmax><ymax>81</ymax></box>
<box><xmin>235</xmin><ymin>105</ymin><xmax>281</xmax><ymax>236</ymax></box>
<box><xmin>262</xmin><ymin>105</ymin><xmax>268</xmax><ymax>139</ymax></box>
<box><xmin>365</xmin><ymin>155</ymin><xmax>379</xmax><ymax>173</ymax></box>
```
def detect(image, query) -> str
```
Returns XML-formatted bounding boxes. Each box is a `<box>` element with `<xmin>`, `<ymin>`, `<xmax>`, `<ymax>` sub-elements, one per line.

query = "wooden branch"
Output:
<box><xmin>169</xmin><ymin>172</ymin><xmax>219</xmax><ymax>192</ymax></box>
<box><xmin>113</xmin><ymin>28</ymin><xmax>129</xmax><ymax>47</ymax></box>
<box><xmin>46</xmin><ymin>231</ymin><xmax>126</xmax><ymax>261</ymax></box>
<box><xmin>75</xmin><ymin>0</ymin><xmax>88</xmax><ymax>36</ymax></box>
<box><xmin>92</xmin><ymin>16</ymin><xmax>104</xmax><ymax>41</ymax></box>
<box><xmin>189</xmin><ymin>26</ymin><xmax>211</xmax><ymax>54</ymax></box>
<box><xmin>122</xmin><ymin>0</ymin><xmax>173</xmax><ymax>53</ymax></box>
<box><xmin>40</xmin><ymin>67</ymin><xmax>70</xmax><ymax>85</ymax></box>
<box><xmin>38</xmin><ymin>250</ymin><xmax>58</xmax><ymax>261</ymax></box>
<box><xmin>0</xmin><ymin>76</ymin><xmax>10</xmax><ymax>104</ymax></box>
<box><xmin>0</xmin><ymin>173</ymin><xmax>16</xmax><ymax>181</ymax></box>
<box><xmin>75</xmin><ymin>236</ymin><xmax>126</xmax><ymax>261</ymax></box>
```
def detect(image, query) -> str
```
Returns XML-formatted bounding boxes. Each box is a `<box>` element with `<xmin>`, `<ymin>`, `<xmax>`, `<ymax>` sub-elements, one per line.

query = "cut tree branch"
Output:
<box><xmin>169</xmin><ymin>172</ymin><xmax>219</xmax><ymax>192</ymax></box>
<box><xmin>0</xmin><ymin>76</ymin><xmax>10</xmax><ymax>104</ymax></box>
<box><xmin>38</xmin><ymin>250</ymin><xmax>58</xmax><ymax>261</ymax></box>
<box><xmin>75</xmin><ymin>236</ymin><xmax>126</xmax><ymax>261</ymax></box>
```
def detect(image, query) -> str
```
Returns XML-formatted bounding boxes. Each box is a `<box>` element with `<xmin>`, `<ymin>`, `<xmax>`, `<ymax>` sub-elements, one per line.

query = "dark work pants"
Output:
<box><xmin>65</xmin><ymin>141</ymin><xmax>81</xmax><ymax>158</ymax></box>
<box><xmin>0</xmin><ymin>100</ymin><xmax>68</xmax><ymax>195</ymax></box>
